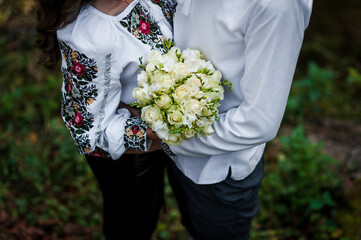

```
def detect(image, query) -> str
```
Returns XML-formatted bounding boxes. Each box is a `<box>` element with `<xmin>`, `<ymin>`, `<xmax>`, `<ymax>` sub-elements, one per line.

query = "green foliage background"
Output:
<box><xmin>0</xmin><ymin>0</ymin><xmax>360</xmax><ymax>239</ymax></box>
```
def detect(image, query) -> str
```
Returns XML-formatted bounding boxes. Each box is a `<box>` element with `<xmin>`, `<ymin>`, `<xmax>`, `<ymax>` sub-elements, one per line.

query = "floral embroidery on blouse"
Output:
<box><xmin>124</xmin><ymin>117</ymin><xmax>148</xmax><ymax>151</ymax></box>
<box><xmin>88</xmin><ymin>147</ymin><xmax>110</xmax><ymax>158</ymax></box>
<box><xmin>152</xmin><ymin>0</ymin><xmax>177</xmax><ymax>27</ymax></box>
<box><xmin>59</xmin><ymin>41</ymin><xmax>108</xmax><ymax>156</ymax></box>
<box><xmin>120</xmin><ymin>3</ymin><xmax>167</xmax><ymax>51</ymax></box>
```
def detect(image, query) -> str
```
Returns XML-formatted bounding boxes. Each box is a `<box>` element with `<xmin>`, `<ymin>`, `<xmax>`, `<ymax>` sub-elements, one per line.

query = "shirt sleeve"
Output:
<box><xmin>59</xmin><ymin>39</ymin><xmax>152</xmax><ymax>160</ymax></box>
<box><xmin>169</xmin><ymin>0</ymin><xmax>313</xmax><ymax>157</ymax></box>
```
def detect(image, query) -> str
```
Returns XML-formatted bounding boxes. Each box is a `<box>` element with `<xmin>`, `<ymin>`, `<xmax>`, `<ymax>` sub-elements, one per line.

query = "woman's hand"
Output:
<box><xmin>146</xmin><ymin>127</ymin><xmax>160</xmax><ymax>140</ymax></box>
<box><xmin>118</xmin><ymin>102</ymin><xmax>141</xmax><ymax>117</ymax></box>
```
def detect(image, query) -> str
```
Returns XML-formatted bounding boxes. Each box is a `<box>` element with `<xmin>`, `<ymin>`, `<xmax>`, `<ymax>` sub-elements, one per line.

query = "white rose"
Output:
<box><xmin>187</xmin><ymin>86</ymin><xmax>200</xmax><ymax>97</ymax></box>
<box><xmin>184</xmin><ymin>99</ymin><xmax>203</xmax><ymax>115</ymax></box>
<box><xmin>163</xmin><ymin>133</ymin><xmax>183</xmax><ymax>145</ymax></box>
<box><xmin>141</xmin><ymin>105</ymin><xmax>162</xmax><ymax>125</ymax></box>
<box><xmin>173</xmin><ymin>85</ymin><xmax>190</xmax><ymax>103</ymax></box>
<box><xmin>155</xmin><ymin>94</ymin><xmax>173</xmax><ymax>109</ymax></box>
<box><xmin>201</xmin><ymin>124</ymin><xmax>214</xmax><ymax>135</ymax></box>
<box><xmin>151</xmin><ymin>73</ymin><xmax>175</xmax><ymax>93</ymax></box>
<box><xmin>132</xmin><ymin>87</ymin><xmax>151</xmax><ymax>104</ymax></box>
<box><xmin>183</xmin><ymin>129</ymin><xmax>196</xmax><ymax>139</ymax></box>
<box><xmin>147</xmin><ymin>50</ymin><xmax>164</xmax><ymax>65</ymax></box>
<box><xmin>167</xmin><ymin>109</ymin><xmax>184</xmax><ymax>126</ymax></box>
<box><xmin>196</xmin><ymin>117</ymin><xmax>213</xmax><ymax>127</ymax></box>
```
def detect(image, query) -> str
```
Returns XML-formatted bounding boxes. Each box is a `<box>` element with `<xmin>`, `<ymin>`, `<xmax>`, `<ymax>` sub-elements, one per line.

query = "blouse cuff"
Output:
<box><xmin>124</xmin><ymin>117</ymin><xmax>150</xmax><ymax>151</ymax></box>
<box><xmin>161</xmin><ymin>140</ymin><xmax>176</xmax><ymax>157</ymax></box>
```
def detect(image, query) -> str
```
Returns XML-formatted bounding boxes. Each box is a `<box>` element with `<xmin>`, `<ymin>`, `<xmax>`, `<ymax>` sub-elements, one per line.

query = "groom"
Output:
<box><xmin>163</xmin><ymin>0</ymin><xmax>313</xmax><ymax>239</ymax></box>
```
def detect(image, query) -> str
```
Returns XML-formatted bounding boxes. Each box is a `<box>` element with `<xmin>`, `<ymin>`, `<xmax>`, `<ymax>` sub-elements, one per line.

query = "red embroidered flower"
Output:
<box><xmin>132</xmin><ymin>126</ymin><xmax>139</xmax><ymax>134</ymax></box>
<box><xmin>139</xmin><ymin>19</ymin><xmax>151</xmax><ymax>35</ymax></box>
<box><xmin>153</xmin><ymin>0</ymin><xmax>160</xmax><ymax>3</ymax></box>
<box><xmin>89</xmin><ymin>151</ymin><xmax>104</xmax><ymax>157</ymax></box>
<box><xmin>66</xmin><ymin>79</ymin><xmax>72</xmax><ymax>93</ymax></box>
<box><xmin>73</xmin><ymin>112</ymin><xmax>84</xmax><ymax>127</ymax></box>
<box><xmin>72</xmin><ymin>61</ymin><xmax>86</xmax><ymax>76</ymax></box>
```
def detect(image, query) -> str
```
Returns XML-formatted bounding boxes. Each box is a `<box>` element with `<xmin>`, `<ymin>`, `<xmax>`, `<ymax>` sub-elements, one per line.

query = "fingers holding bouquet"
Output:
<box><xmin>118</xmin><ymin>102</ymin><xmax>160</xmax><ymax>141</ymax></box>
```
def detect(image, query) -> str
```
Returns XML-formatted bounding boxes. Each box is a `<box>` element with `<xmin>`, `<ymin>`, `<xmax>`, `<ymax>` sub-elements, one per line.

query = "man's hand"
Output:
<box><xmin>119</xmin><ymin>102</ymin><xmax>160</xmax><ymax>141</ymax></box>
<box><xmin>124</xmin><ymin>140</ymin><xmax>162</xmax><ymax>154</ymax></box>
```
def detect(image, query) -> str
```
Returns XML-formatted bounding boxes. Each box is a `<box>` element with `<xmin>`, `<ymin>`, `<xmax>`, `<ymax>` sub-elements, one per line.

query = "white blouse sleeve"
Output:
<box><xmin>169</xmin><ymin>0</ymin><xmax>313</xmax><ymax>157</ymax></box>
<box><xmin>57</xmin><ymin>10</ymin><xmax>151</xmax><ymax>160</ymax></box>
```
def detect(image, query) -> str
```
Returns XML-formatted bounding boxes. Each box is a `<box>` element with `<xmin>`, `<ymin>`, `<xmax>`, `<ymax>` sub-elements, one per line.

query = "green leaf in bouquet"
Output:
<box><xmin>162</xmin><ymin>38</ymin><xmax>175</xmax><ymax>53</ymax></box>
<box><xmin>197</xmin><ymin>68</ymin><xmax>213</xmax><ymax>75</ymax></box>
<box><xmin>221</xmin><ymin>79</ymin><xmax>233</xmax><ymax>92</ymax></box>
<box><xmin>138</xmin><ymin>57</ymin><xmax>146</xmax><ymax>71</ymax></box>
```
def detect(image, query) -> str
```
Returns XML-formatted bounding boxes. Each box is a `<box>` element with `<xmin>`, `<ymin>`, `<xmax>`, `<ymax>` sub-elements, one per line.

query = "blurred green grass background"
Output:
<box><xmin>0</xmin><ymin>0</ymin><xmax>361</xmax><ymax>239</ymax></box>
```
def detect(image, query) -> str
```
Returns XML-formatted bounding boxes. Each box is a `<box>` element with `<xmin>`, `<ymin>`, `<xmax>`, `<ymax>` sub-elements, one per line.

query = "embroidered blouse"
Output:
<box><xmin>57</xmin><ymin>0</ymin><xmax>176</xmax><ymax>159</ymax></box>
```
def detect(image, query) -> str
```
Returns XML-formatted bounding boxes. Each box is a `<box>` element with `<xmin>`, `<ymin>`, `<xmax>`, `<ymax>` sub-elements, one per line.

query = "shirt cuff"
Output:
<box><xmin>161</xmin><ymin>140</ymin><xmax>176</xmax><ymax>157</ymax></box>
<box><xmin>124</xmin><ymin>117</ymin><xmax>150</xmax><ymax>151</ymax></box>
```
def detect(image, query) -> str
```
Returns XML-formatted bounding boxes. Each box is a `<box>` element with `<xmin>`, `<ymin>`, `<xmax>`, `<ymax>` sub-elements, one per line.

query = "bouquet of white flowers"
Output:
<box><xmin>132</xmin><ymin>41</ymin><xmax>231</xmax><ymax>145</ymax></box>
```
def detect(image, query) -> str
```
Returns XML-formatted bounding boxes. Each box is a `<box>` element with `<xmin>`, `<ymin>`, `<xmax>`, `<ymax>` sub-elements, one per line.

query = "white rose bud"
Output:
<box><xmin>209</xmin><ymin>70</ymin><xmax>222</xmax><ymax>83</ymax></box>
<box><xmin>184</xmin><ymin>99</ymin><xmax>203</xmax><ymax>115</ymax></box>
<box><xmin>152</xmin><ymin>73</ymin><xmax>175</xmax><ymax>93</ymax></box>
<box><xmin>204</xmin><ymin>86</ymin><xmax>224</xmax><ymax>102</ymax></box>
<box><xmin>173</xmin><ymin>85</ymin><xmax>190</xmax><ymax>103</ymax></box>
<box><xmin>202</xmin><ymin>107</ymin><xmax>213</xmax><ymax>117</ymax></box>
<box><xmin>183</xmin><ymin>129</ymin><xmax>196</xmax><ymax>139</ymax></box>
<box><xmin>202</xmin><ymin>76</ymin><xmax>220</xmax><ymax>89</ymax></box>
<box><xmin>167</xmin><ymin>109</ymin><xmax>184</xmax><ymax>126</ymax></box>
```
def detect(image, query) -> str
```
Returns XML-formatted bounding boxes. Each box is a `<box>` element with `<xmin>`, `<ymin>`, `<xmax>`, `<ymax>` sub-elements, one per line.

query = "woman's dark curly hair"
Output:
<box><xmin>35</xmin><ymin>0</ymin><xmax>92</xmax><ymax>69</ymax></box>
